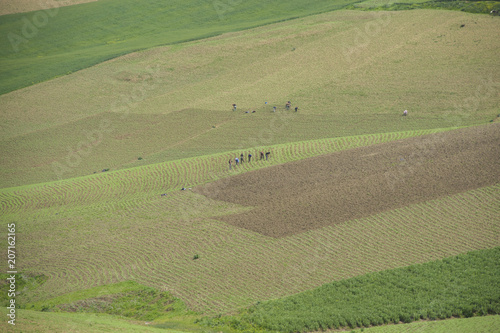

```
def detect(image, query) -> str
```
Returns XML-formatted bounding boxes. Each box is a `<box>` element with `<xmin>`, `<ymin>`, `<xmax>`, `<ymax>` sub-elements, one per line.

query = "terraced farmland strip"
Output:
<box><xmin>0</xmin><ymin>128</ymin><xmax>454</xmax><ymax>215</ymax></box>
<box><xmin>4</xmin><ymin>131</ymin><xmax>497</xmax><ymax>314</ymax></box>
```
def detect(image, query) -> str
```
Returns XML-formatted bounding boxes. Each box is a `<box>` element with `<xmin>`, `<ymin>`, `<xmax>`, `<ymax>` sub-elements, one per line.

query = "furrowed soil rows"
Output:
<box><xmin>196</xmin><ymin>124</ymin><xmax>500</xmax><ymax>237</ymax></box>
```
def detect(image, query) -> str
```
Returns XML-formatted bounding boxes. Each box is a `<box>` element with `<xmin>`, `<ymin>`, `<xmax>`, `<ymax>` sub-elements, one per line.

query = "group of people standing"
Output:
<box><xmin>233</xmin><ymin>101</ymin><xmax>299</xmax><ymax>113</ymax></box>
<box><xmin>273</xmin><ymin>101</ymin><xmax>299</xmax><ymax>113</ymax></box>
<box><xmin>229</xmin><ymin>151</ymin><xmax>270</xmax><ymax>169</ymax></box>
<box><xmin>283</xmin><ymin>101</ymin><xmax>298</xmax><ymax>112</ymax></box>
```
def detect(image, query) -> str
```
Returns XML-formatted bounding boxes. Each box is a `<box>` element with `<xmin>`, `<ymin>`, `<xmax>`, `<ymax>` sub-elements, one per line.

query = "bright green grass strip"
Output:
<box><xmin>349</xmin><ymin>315</ymin><xmax>500</xmax><ymax>333</ymax></box>
<box><xmin>0</xmin><ymin>309</ymin><xmax>180</xmax><ymax>332</ymax></box>
<box><xmin>0</xmin><ymin>273</ymin><xmax>47</xmax><ymax>307</ymax></box>
<box><xmin>202</xmin><ymin>247</ymin><xmax>500</xmax><ymax>332</ymax></box>
<box><xmin>25</xmin><ymin>281</ymin><xmax>192</xmax><ymax>322</ymax></box>
<box><xmin>0</xmin><ymin>0</ymin><xmax>358</xmax><ymax>95</ymax></box>
<box><xmin>27</xmin><ymin>281</ymin><xmax>146</xmax><ymax>310</ymax></box>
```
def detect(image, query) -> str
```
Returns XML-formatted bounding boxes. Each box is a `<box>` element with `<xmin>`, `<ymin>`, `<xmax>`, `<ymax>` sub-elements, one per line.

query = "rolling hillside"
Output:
<box><xmin>1</xmin><ymin>9</ymin><xmax>499</xmax><ymax>188</ymax></box>
<box><xmin>1</xmin><ymin>1</ymin><xmax>499</xmax><ymax>331</ymax></box>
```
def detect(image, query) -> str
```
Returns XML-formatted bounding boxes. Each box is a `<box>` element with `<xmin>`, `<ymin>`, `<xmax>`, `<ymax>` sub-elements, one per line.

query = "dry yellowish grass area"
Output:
<box><xmin>0</xmin><ymin>0</ymin><xmax>97</xmax><ymax>16</ymax></box>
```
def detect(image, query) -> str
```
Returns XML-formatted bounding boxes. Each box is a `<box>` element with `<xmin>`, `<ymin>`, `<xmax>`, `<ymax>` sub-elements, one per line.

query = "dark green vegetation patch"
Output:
<box><xmin>24</xmin><ymin>281</ymin><xmax>188</xmax><ymax>321</ymax></box>
<box><xmin>202</xmin><ymin>247</ymin><xmax>500</xmax><ymax>332</ymax></box>
<box><xmin>0</xmin><ymin>273</ymin><xmax>47</xmax><ymax>307</ymax></box>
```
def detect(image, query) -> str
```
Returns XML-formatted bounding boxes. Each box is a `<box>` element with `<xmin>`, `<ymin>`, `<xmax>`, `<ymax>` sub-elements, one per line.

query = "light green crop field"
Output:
<box><xmin>1</xmin><ymin>9</ymin><xmax>499</xmax><ymax>188</ymax></box>
<box><xmin>348</xmin><ymin>315</ymin><xmax>500</xmax><ymax>333</ymax></box>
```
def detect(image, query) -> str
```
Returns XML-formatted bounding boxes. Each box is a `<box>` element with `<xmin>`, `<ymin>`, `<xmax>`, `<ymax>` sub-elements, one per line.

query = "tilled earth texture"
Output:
<box><xmin>195</xmin><ymin>124</ymin><xmax>500</xmax><ymax>238</ymax></box>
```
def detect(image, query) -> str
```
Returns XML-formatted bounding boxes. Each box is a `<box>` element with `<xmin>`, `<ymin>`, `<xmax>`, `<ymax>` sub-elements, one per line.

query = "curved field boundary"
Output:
<box><xmin>0</xmin><ymin>128</ymin><xmax>457</xmax><ymax>215</ymax></box>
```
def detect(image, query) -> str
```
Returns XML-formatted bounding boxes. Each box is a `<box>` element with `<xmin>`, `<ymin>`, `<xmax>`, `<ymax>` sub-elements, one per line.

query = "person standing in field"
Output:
<box><xmin>232</xmin><ymin>104</ymin><xmax>237</xmax><ymax>111</ymax></box>
<box><xmin>403</xmin><ymin>109</ymin><xmax>408</xmax><ymax>116</ymax></box>
<box><xmin>265</xmin><ymin>152</ymin><xmax>270</xmax><ymax>160</ymax></box>
<box><xmin>260</xmin><ymin>151</ymin><xmax>264</xmax><ymax>160</ymax></box>
<box><xmin>273</xmin><ymin>106</ymin><xmax>277</xmax><ymax>113</ymax></box>
<box><xmin>248</xmin><ymin>153</ymin><xmax>252</xmax><ymax>162</ymax></box>
<box><xmin>229</xmin><ymin>159</ymin><xmax>232</xmax><ymax>170</ymax></box>
<box><xmin>240</xmin><ymin>153</ymin><xmax>244</xmax><ymax>163</ymax></box>
<box><xmin>295</xmin><ymin>106</ymin><xmax>299</xmax><ymax>112</ymax></box>
<box><xmin>235</xmin><ymin>157</ymin><xmax>239</xmax><ymax>165</ymax></box>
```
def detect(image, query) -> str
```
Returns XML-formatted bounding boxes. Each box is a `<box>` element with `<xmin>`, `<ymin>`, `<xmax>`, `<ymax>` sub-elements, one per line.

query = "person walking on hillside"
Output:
<box><xmin>248</xmin><ymin>153</ymin><xmax>252</xmax><ymax>162</ymax></box>
<box><xmin>260</xmin><ymin>151</ymin><xmax>264</xmax><ymax>160</ymax></box>
<box><xmin>403</xmin><ymin>109</ymin><xmax>408</xmax><ymax>116</ymax></box>
<box><xmin>265</xmin><ymin>152</ymin><xmax>270</xmax><ymax>160</ymax></box>
<box><xmin>240</xmin><ymin>153</ymin><xmax>244</xmax><ymax>164</ymax></box>
<box><xmin>295</xmin><ymin>106</ymin><xmax>299</xmax><ymax>112</ymax></box>
<box><xmin>235</xmin><ymin>157</ymin><xmax>239</xmax><ymax>166</ymax></box>
<box><xmin>273</xmin><ymin>106</ymin><xmax>277</xmax><ymax>113</ymax></box>
<box><xmin>286</xmin><ymin>101</ymin><xmax>291</xmax><ymax>110</ymax></box>
<box><xmin>232</xmin><ymin>104</ymin><xmax>237</xmax><ymax>111</ymax></box>
<box><xmin>229</xmin><ymin>159</ymin><xmax>232</xmax><ymax>170</ymax></box>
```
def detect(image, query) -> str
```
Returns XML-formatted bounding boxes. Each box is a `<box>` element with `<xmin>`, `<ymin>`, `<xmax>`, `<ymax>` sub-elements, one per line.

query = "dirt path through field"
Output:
<box><xmin>195</xmin><ymin>124</ymin><xmax>500</xmax><ymax>237</ymax></box>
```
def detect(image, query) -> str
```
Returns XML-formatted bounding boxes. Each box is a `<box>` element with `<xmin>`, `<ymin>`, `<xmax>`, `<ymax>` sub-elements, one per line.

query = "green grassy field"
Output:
<box><xmin>0</xmin><ymin>0</ymin><xmax>361</xmax><ymax>95</ymax></box>
<box><xmin>1</xmin><ymin>1</ymin><xmax>499</xmax><ymax>332</ymax></box>
<box><xmin>0</xmin><ymin>309</ymin><xmax>179</xmax><ymax>333</ymax></box>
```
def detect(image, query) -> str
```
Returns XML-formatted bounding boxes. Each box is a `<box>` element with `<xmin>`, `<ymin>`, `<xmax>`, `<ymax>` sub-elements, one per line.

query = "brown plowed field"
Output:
<box><xmin>195</xmin><ymin>124</ymin><xmax>500</xmax><ymax>238</ymax></box>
